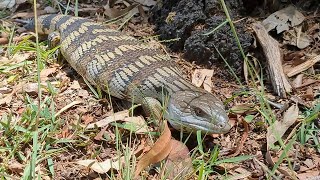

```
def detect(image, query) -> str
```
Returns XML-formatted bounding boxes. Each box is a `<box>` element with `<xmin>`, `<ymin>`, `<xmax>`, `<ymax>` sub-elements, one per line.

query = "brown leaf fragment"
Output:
<box><xmin>191</xmin><ymin>69</ymin><xmax>214</xmax><ymax>88</ymax></box>
<box><xmin>0</xmin><ymin>0</ymin><xmax>15</xmax><ymax>9</ymax></box>
<box><xmin>11</xmin><ymin>10</ymin><xmax>47</xmax><ymax>19</ymax></box>
<box><xmin>297</xmin><ymin>171</ymin><xmax>319</xmax><ymax>180</ymax></box>
<box><xmin>230</xmin><ymin>104</ymin><xmax>256</xmax><ymax>114</ymax></box>
<box><xmin>225</xmin><ymin>167</ymin><xmax>252</xmax><ymax>180</ymax></box>
<box><xmin>229</xmin><ymin>118</ymin><xmax>249</xmax><ymax>157</ymax></box>
<box><xmin>267</xmin><ymin>104</ymin><xmax>299</xmax><ymax>148</ymax></box>
<box><xmin>162</xmin><ymin>139</ymin><xmax>193</xmax><ymax>179</ymax></box>
<box><xmin>304</xmin><ymin>159</ymin><xmax>315</xmax><ymax>169</ymax></box>
<box><xmin>290</xmin><ymin>96</ymin><xmax>311</xmax><ymax>108</ymax></box>
<box><xmin>82</xmin><ymin>114</ymin><xmax>94</xmax><ymax>126</ymax></box>
<box><xmin>301</xmin><ymin>87</ymin><xmax>314</xmax><ymax>100</ymax></box>
<box><xmin>278</xmin><ymin>166</ymin><xmax>297</xmax><ymax>178</ymax></box>
<box><xmin>86</xmin><ymin>110</ymin><xmax>129</xmax><ymax>129</ymax></box>
<box><xmin>252</xmin><ymin>22</ymin><xmax>292</xmax><ymax>98</ymax></box>
<box><xmin>287</xmin><ymin>55</ymin><xmax>320</xmax><ymax>77</ymax></box>
<box><xmin>104</xmin><ymin>2</ymin><xmax>138</xmax><ymax>19</ymax></box>
<box><xmin>76</xmin><ymin>159</ymin><xmax>120</xmax><ymax>174</ymax></box>
<box><xmin>262</xmin><ymin>5</ymin><xmax>305</xmax><ymax>33</ymax></box>
<box><xmin>40</xmin><ymin>67</ymin><xmax>57</xmax><ymax>81</ymax></box>
<box><xmin>293</xmin><ymin>74</ymin><xmax>304</xmax><ymax>88</ymax></box>
<box><xmin>0</xmin><ymin>93</ymin><xmax>13</xmax><ymax>105</ymax></box>
<box><xmin>8</xmin><ymin>159</ymin><xmax>24</xmax><ymax>174</ymax></box>
<box><xmin>70</xmin><ymin>80</ymin><xmax>81</xmax><ymax>89</ymax></box>
<box><xmin>283</xmin><ymin>26</ymin><xmax>312</xmax><ymax>49</ymax></box>
<box><xmin>296</xmin><ymin>79</ymin><xmax>319</xmax><ymax>89</ymax></box>
<box><xmin>134</xmin><ymin>121</ymin><xmax>172</xmax><ymax>178</ymax></box>
<box><xmin>94</xmin><ymin>126</ymin><xmax>108</xmax><ymax>141</ymax></box>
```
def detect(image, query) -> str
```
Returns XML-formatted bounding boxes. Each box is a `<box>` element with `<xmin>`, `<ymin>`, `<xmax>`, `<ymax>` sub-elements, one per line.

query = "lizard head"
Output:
<box><xmin>165</xmin><ymin>90</ymin><xmax>231</xmax><ymax>134</ymax></box>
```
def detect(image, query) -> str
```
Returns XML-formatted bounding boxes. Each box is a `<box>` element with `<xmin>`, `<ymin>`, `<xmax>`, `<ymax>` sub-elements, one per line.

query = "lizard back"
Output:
<box><xmin>28</xmin><ymin>14</ymin><xmax>197</xmax><ymax>103</ymax></box>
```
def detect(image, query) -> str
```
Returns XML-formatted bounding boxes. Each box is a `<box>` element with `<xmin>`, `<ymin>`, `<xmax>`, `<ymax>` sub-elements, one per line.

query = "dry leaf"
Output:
<box><xmin>86</xmin><ymin>110</ymin><xmax>149</xmax><ymax>133</ymax></box>
<box><xmin>82</xmin><ymin>114</ymin><xmax>94</xmax><ymax>125</ymax></box>
<box><xmin>104</xmin><ymin>2</ymin><xmax>138</xmax><ymax>19</ymax></box>
<box><xmin>283</xmin><ymin>26</ymin><xmax>311</xmax><ymax>49</ymax></box>
<box><xmin>292</xmin><ymin>74</ymin><xmax>304</xmax><ymax>88</ymax></box>
<box><xmin>262</xmin><ymin>5</ymin><xmax>305</xmax><ymax>34</ymax></box>
<box><xmin>87</xmin><ymin>110</ymin><xmax>129</xmax><ymax>129</ymax></box>
<box><xmin>70</xmin><ymin>80</ymin><xmax>81</xmax><ymax>89</ymax></box>
<box><xmin>40</xmin><ymin>67</ymin><xmax>57</xmax><ymax>81</ymax></box>
<box><xmin>0</xmin><ymin>93</ymin><xmax>13</xmax><ymax>105</ymax></box>
<box><xmin>225</xmin><ymin>167</ymin><xmax>252</xmax><ymax>180</ymax></box>
<box><xmin>134</xmin><ymin>0</ymin><xmax>157</xmax><ymax>6</ymax></box>
<box><xmin>162</xmin><ymin>139</ymin><xmax>193</xmax><ymax>179</ymax></box>
<box><xmin>94</xmin><ymin>126</ymin><xmax>108</xmax><ymax>141</ymax></box>
<box><xmin>297</xmin><ymin>171</ymin><xmax>319</xmax><ymax>180</ymax></box>
<box><xmin>76</xmin><ymin>159</ymin><xmax>120</xmax><ymax>173</ymax></box>
<box><xmin>230</xmin><ymin>104</ymin><xmax>255</xmax><ymax>114</ymax></box>
<box><xmin>8</xmin><ymin>159</ymin><xmax>24</xmax><ymax>174</ymax></box>
<box><xmin>191</xmin><ymin>69</ymin><xmax>214</xmax><ymax>87</ymax></box>
<box><xmin>0</xmin><ymin>0</ymin><xmax>15</xmax><ymax>9</ymax></box>
<box><xmin>134</xmin><ymin>121</ymin><xmax>172</xmax><ymax>178</ymax></box>
<box><xmin>23</xmin><ymin>83</ymin><xmax>40</xmax><ymax>95</ymax></box>
<box><xmin>267</xmin><ymin>104</ymin><xmax>299</xmax><ymax>148</ymax></box>
<box><xmin>122</xmin><ymin>116</ymin><xmax>149</xmax><ymax>134</ymax></box>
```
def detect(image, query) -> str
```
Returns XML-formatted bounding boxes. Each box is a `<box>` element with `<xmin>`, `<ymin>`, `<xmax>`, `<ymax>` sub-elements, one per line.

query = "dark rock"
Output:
<box><xmin>151</xmin><ymin>0</ymin><xmax>253</xmax><ymax>78</ymax></box>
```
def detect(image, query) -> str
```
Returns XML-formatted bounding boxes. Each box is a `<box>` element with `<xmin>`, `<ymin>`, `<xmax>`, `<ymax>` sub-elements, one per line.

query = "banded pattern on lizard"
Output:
<box><xmin>25</xmin><ymin>14</ymin><xmax>231</xmax><ymax>134</ymax></box>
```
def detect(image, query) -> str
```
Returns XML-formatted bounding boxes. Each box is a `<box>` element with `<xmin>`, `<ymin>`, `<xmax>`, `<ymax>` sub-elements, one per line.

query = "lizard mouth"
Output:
<box><xmin>168</xmin><ymin>118</ymin><xmax>231</xmax><ymax>134</ymax></box>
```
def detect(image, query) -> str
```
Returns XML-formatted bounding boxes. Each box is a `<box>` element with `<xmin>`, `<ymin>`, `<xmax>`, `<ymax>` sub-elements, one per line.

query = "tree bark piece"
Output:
<box><xmin>287</xmin><ymin>55</ymin><xmax>320</xmax><ymax>77</ymax></box>
<box><xmin>252</xmin><ymin>22</ymin><xmax>292</xmax><ymax>98</ymax></box>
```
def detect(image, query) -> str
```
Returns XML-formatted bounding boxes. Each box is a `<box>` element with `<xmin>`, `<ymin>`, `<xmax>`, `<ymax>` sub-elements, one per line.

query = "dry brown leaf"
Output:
<box><xmin>297</xmin><ymin>171</ymin><xmax>319</xmax><ymax>180</ymax></box>
<box><xmin>0</xmin><ymin>0</ymin><xmax>15</xmax><ymax>9</ymax></box>
<box><xmin>8</xmin><ymin>159</ymin><xmax>24</xmax><ymax>174</ymax></box>
<box><xmin>225</xmin><ymin>167</ymin><xmax>252</xmax><ymax>180</ymax></box>
<box><xmin>262</xmin><ymin>5</ymin><xmax>305</xmax><ymax>33</ymax></box>
<box><xmin>302</xmin><ymin>87</ymin><xmax>314</xmax><ymax>100</ymax></box>
<box><xmin>94</xmin><ymin>126</ymin><xmax>108</xmax><ymax>141</ymax></box>
<box><xmin>203</xmin><ymin>76</ymin><xmax>213</xmax><ymax>92</ymax></box>
<box><xmin>230</xmin><ymin>104</ymin><xmax>255</xmax><ymax>114</ymax></box>
<box><xmin>87</xmin><ymin>110</ymin><xmax>129</xmax><ymax>129</ymax></box>
<box><xmin>40</xmin><ymin>67</ymin><xmax>57</xmax><ymax>81</ymax></box>
<box><xmin>78</xmin><ymin>89</ymin><xmax>89</xmax><ymax>98</ymax></box>
<box><xmin>76</xmin><ymin>159</ymin><xmax>120</xmax><ymax>173</ymax></box>
<box><xmin>278</xmin><ymin>166</ymin><xmax>297</xmax><ymax>178</ymax></box>
<box><xmin>122</xmin><ymin>116</ymin><xmax>149</xmax><ymax>134</ymax></box>
<box><xmin>283</xmin><ymin>26</ymin><xmax>312</xmax><ymax>49</ymax></box>
<box><xmin>162</xmin><ymin>139</ymin><xmax>193</xmax><ymax>179</ymax></box>
<box><xmin>230</xmin><ymin>118</ymin><xmax>249</xmax><ymax>157</ymax></box>
<box><xmin>134</xmin><ymin>121</ymin><xmax>172</xmax><ymax>178</ymax></box>
<box><xmin>292</xmin><ymin>74</ymin><xmax>304</xmax><ymax>88</ymax></box>
<box><xmin>0</xmin><ymin>93</ymin><xmax>13</xmax><ymax>105</ymax></box>
<box><xmin>191</xmin><ymin>69</ymin><xmax>214</xmax><ymax>88</ymax></box>
<box><xmin>104</xmin><ymin>2</ymin><xmax>138</xmax><ymax>19</ymax></box>
<box><xmin>86</xmin><ymin>110</ymin><xmax>149</xmax><ymax>133</ymax></box>
<box><xmin>70</xmin><ymin>80</ymin><xmax>81</xmax><ymax>89</ymax></box>
<box><xmin>12</xmin><ymin>11</ymin><xmax>47</xmax><ymax>19</ymax></box>
<box><xmin>23</xmin><ymin>83</ymin><xmax>40</xmax><ymax>95</ymax></box>
<box><xmin>267</xmin><ymin>104</ymin><xmax>299</xmax><ymax>148</ymax></box>
<box><xmin>134</xmin><ymin>0</ymin><xmax>157</xmax><ymax>6</ymax></box>
<box><xmin>304</xmin><ymin>159</ymin><xmax>315</xmax><ymax>169</ymax></box>
<box><xmin>82</xmin><ymin>114</ymin><xmax>94</xmax><ymax>126</ymax></box>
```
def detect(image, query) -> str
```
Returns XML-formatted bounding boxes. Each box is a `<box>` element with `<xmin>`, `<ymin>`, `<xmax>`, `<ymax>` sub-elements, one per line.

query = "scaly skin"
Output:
<box><xmin>25</xmin><ymin>14</ymin><xmax>231</xmax><ymax>134</ymax></box>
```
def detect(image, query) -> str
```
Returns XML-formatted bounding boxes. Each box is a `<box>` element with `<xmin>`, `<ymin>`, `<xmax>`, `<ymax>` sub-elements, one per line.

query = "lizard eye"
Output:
<box><xmin>193</xmin><ymin>107</ymin><xmax>206</xmax><ymax>117</ymax></box>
